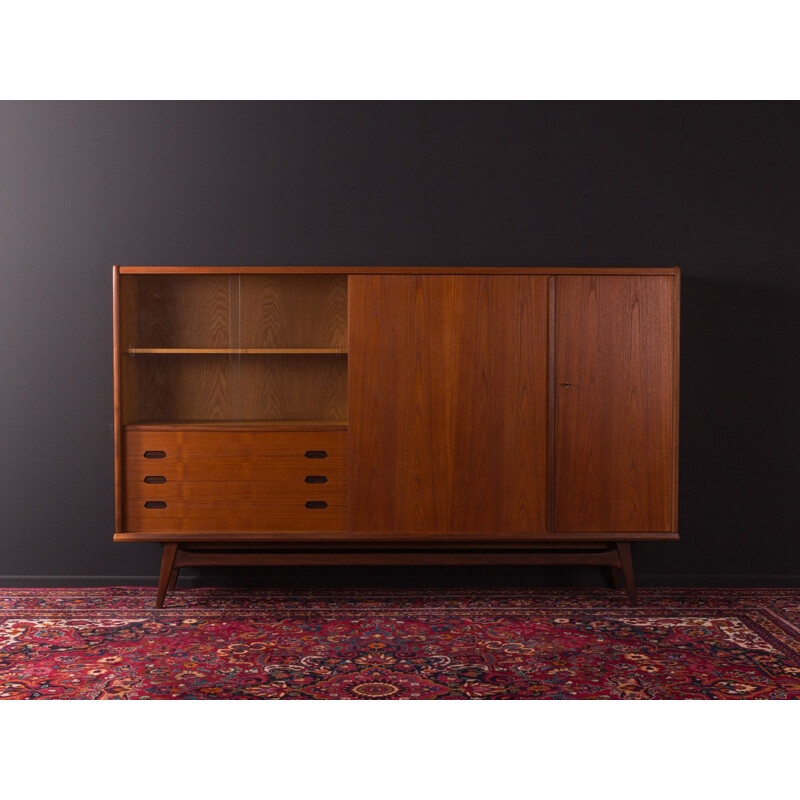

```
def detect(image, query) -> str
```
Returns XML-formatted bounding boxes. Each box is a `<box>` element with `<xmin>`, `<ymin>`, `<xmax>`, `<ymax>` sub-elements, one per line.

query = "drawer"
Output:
<box><xmin>125</xmin><ymin>479</ymin><xmax>346</xmax><ymax>504</ymax></box>
<box><xmin>124</xmin><ymin>499</ymin><xmax>346</xmax><ymax>533</ymax></box>
<box><xmin>124</xmin><ymin>430</ymin><xmax>346</xmax><ymax>462</ymax></box>
<box><xmin>125</xmin><ymin>459</ymin><xmax>347</xmax><ymax>483</ymax></box>
<box><xmin>122</xmin><ymin>429</ymin><xmax>348</xmax><ymax>533</ymax></box>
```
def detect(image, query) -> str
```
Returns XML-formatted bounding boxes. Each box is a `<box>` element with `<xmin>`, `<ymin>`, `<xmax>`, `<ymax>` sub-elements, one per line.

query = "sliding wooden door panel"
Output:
<box><xmin>349</xmin><ymin>275</ymin><xmax>548</xmax><ymax>534</ymax></box>
<box><xmin>554</xmin><ymin>276</ymin><xmax>675</xmax><ymax>532</ymax></box>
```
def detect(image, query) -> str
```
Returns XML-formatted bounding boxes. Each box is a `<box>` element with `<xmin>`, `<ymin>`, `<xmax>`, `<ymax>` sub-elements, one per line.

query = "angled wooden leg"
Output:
<box><xmin>616</xmin><ymin>542</ymin><xmax>637</xmax><ymax>605</ymax></box>
<box><xmin>610</xmin><ymin>566</ymin><xmax>624</xmax><ymax>590</ymax></box>
<box><xmin>156</xmin><ymin>544</ymin><xmax>179</xmax><ymax>608</ymax></box>
<box><xmin>167</xmin><ymin>567</ymin><xmax>180</xmax><ymax>592</ymax></box>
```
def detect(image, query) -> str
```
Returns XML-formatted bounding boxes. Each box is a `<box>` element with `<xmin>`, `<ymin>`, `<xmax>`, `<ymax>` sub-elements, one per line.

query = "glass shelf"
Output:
<box><xmin>118</xmin><ymin>274</ymin><xmax>349</xmax><ymax>425</ymax></box>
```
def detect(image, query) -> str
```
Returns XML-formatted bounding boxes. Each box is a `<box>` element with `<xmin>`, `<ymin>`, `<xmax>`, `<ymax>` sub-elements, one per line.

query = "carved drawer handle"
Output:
<box><xmin>143</xmin><ymin>450</ymin><xmax>166</xmax><ymax>459</ymax></box>
<box><xmin>305</xmin><ymin>450</ymin><xmax>328</xmax><ymax>459</ymax></box>
<box><xmin>305</xmin><ymin>475</ymin><xmax>328</xmax><ymax>484</ymax></box>
<box><xmin>305</xmin><ymin>501</ymin><xmax>328</xmax><ymax>509</ymax></box>
<box><xmin>144</xmin><ymin>501</ymin><xmax>167</xmax><ymax>509</ymax></box>
<box><xmin>143</xmin><ymin>476</ymin><xmax>167</xmax><ymax>484</ymax></box>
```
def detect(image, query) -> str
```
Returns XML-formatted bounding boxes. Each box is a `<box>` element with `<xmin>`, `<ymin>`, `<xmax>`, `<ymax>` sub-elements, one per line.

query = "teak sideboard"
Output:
<box><xmin>113</xmin><ymin>267</ymin><xmax>680</xmax><ymax>606</ymax></box>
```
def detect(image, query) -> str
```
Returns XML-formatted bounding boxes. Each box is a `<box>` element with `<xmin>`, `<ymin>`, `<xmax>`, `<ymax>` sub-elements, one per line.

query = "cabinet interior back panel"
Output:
<box><xmin>136</xmin><ymin>354</ymin><xmax>234</xmax><ymax>421</ymax></box>
<box><xmin>133</xmin><ymin>275</ymin><xmax>235</xmax><ymax>349</ymax></box>
<box><xmin>126</xmin><ymin>274</ymin><xmax>348</xmax><ymax>350</ymax></box>
<box><xmin>133</xmin><ymin>354</ymin><xmax>347</xmax><ymax>422</ymax></box>
<box><xmin>237</xmin><ymin>354</ymin><xmax>348</xmax><ymax>420</ymax></box>
<box><xmin>239</xmin><ymin>275</ymin><xmax>347</xmax><ymax>348</ymax></box>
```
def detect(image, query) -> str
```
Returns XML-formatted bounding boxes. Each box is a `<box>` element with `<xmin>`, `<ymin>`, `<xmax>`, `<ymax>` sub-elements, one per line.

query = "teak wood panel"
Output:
<box><xmin>135</xmin><ymin>354</ymin><xmax>235</xmax><ymax>421</ymax></box>
<box><xmin>122</xmin><ymin>430</ymin><xmax>347</xmax><ymax>533</ymax></box>
<box><xmin>124</xmin><ymin>504</ymin><xmax>346</xmax><ymax>533</ymax></box>
<box><xmin>554</xmin><ymin>276</ymin><xmax>675</xmax><ymax>532</ymax></box>
<box><xmin>238</xmin><ymin>275</ymin><xmax>347</xmax><ymax>349</ymax></box>
<box><xmin>113</xmin><ymin>267</ymin><xmax>124</xmax><ymax>526</ymax></box>
<box><xmin>130</xmin><ymin>353</ymin><xmax>347</xmax><ymax>422</ymax></box>
<box><xmin>118</xmin><ymin>275</ymin><xmax>141</xmax><ymax>425</ymax></box>
<box><xmin>237</xmin><ymin>354</ymin><xmax>347</xmax><ymax>421</ymax></box>
<box><xmin>119</xmin><ymin>266</ymin><xmax>680</xmax><ymax>275</ymax></box>
<box><xmin>124</xmin><ymin>421</ymin><xmax>348</xmax><ymax>432</ymax></box>
<box><xmin>128</xmin><ymin>273</ymin><xmax>347</xmax><ymax>350</ymax></box>
<box><xmin>123</xmin><ymin>430</ymin><xmax>346</xmax><ymax>460</ymax></box>
<box><xmin>133</xmin><ymin>275</ymin><xmax>235</xmax><ymax>349</ymax></box>
<box><xmin>124</xmin><ymin>457</ymin><xmax>347</xmax><ymax>484</ymax></box>
<box><xmin>349</xmin><ymin>275</ymin><xmax>548</xmax><ymax>534</ymax></box>
<box><xmin>125</xmin><ymin>480</ymin><xmax>346</xmax><ymax>504</ymax></box>
<box><xmin>115</xmin><ymin>530</ymin><xmax>679</xmax><ymax>543</ymax></box>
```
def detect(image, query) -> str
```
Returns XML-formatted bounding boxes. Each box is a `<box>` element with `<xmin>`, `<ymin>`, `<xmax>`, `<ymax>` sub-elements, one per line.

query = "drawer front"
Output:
<box><xmin>125</xmin><ymin>459</ymin><xmax>347</xmax><ymax>483</ymax></box>
<box><xmin>124</xmin><ymin>501</ymin><xmax>347</xmax><ymax>533</ymax></box>
<box><xmin>125</xmin><ymin>479</ymin><xmax>346</xmax><ymax>504</ymax></box>
<box><xmin>122</xmin><ymin>430</ymin><xmax>347</xmax><ymax>533</ymax></box>
<box><xmin>124</xmin><ymin>430</ymin><xmax>346</xmax><ymax>461</ymax></box>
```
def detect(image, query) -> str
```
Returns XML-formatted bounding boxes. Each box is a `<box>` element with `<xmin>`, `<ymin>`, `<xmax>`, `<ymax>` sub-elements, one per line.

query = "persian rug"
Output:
<box><xmin>0</xmin><ymin>588</ymin><xmax>798</xmax><ymax>699</ymax></box>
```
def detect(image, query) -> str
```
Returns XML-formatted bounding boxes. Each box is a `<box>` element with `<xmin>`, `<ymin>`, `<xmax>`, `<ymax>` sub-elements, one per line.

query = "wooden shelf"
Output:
<box><xmin>124</xmin><ymin>420</ymin><xmax>348</xmax><ymax>432</ymax></box>
<box><xmin>126</xmin><ymin>348</ymin><xmax>348</xmax><ymax>355</ymax></box>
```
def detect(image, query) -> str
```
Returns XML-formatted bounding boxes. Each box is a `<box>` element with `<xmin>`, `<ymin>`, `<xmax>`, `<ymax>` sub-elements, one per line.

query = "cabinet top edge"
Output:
<box><xmin>116</xmin><ymin>266</ymin><xmax>680</xmax><ymax>275</ymax></box>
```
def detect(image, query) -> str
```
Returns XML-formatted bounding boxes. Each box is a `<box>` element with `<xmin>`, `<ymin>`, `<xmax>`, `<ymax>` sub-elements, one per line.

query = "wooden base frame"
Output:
<box><xmin>153</xmin><ymin>542</ymin><xmax>638</xmax><ymax>608</ymax></box>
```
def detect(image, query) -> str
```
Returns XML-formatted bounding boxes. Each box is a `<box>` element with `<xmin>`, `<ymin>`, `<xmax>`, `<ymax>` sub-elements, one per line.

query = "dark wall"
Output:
<box><xmin>0</xmin><ymin>101</ymin><xmax>798</xmax><ymax>585</ymax></box>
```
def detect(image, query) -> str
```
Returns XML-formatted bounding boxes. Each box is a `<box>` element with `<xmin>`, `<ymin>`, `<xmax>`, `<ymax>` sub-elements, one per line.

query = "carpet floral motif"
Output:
<box><xmin>0</xmin><ymin>588</ymin><xmax>798</xmax><ymax>699</ymax></box>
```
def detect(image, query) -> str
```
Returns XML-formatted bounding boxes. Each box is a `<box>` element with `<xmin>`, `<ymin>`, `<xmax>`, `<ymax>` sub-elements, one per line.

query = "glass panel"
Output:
<box><xmin>237</xmin><ymin>275</ymin><xmax>348</xmax><ymax>423</ymax></box>
<box><xmin>238</xmin><ymin>274</ymin><xmax>347</xmax><ymax>349</ymax></box>
<box><xmin>120</xmin><ymin>274</ymin><xmax>239</xmax><ymax>425</ymax></box>
<box><xmin>119</xmin><ymin>272</ymin><xmax>348</xmax><ymax>428</ymax></box>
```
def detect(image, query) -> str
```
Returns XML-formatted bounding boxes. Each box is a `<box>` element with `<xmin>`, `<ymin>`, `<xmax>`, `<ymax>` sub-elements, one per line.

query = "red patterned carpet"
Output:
<box><xmin>0</xmin><ymin>588</ymin><xmax>798</xmax><ymax>699</ymax></box>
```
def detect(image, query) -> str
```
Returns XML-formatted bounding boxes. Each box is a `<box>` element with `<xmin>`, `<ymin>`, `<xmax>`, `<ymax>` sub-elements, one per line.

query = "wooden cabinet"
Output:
<box><xmin>113</xmin><ymin>267</ymin><xmax>679</xmax><ymax>606</ymax></box>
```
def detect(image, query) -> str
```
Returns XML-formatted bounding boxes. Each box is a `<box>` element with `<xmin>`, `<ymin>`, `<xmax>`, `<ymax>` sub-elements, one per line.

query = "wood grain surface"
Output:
<box><xmin>113</xmin><ymin>267</ymin><xmax>123</xmax><ymax>527</ymax></box>
<box><xmin>135</xmin><ymin>354</ymin><xmax>234</xmax><ymax>420</ymax></box>
<box><xmin>114</xmin><ymin>529</ymin><xmax>679</xmax><ymax>543</ymax></box>
<box><xmin>239</xmin><ymin>274</ymin><xmax>347</xmax><ymax>348</ymax></box>
<box><xmin>125</xmin><ymin>479</ymin><xmax>346</xmax><ymax>504</ymax></box>
<box><xmin>124</xmin><ymin>503</ymin><xmax>346</xmax><ymax>533</ymax></box>
<box><xmin>130</xmin><ymin>352</ymin><xmax>347</xmax><ymax>422</ymax></box>
<box><xmin>124</xmin><ymin>420</ymin><xmax>347</xmax><ymax>431</ymax></box>
<box><xmin>238</xmin><ymin>354</ymin><xmax>348</xmax><ymax>421</ymax></box>
<box><xmin>119</xmin><ymin>266</ymin><xmax>680</xmax><ymax>275</ymax></box>
<box><xmin>134</xmin><ymin>275</ymin><xmax>235</xmax><ymax>348</ymax></box>
<box><xmin>167</xmin><ymin>549</ymin><xmax>622</xmax><ymax>567</ymax></box>
<box><xmin>123</xmin><ymin>430</ymin><xmax>346</xmax><ymax>460</ymax></box>
<box><xmin>118</xmin><ymin>274</ymin><xmax>141</xmax><ymax>425</ymax></box>
<box><xmin>114</xmin><ymin>267</ymin><xmax>680</xmax><ymax>591</ymax></box>
<box><xmin>554</xmin><ymin>276</ymin><xmax>675</xmax><ymax>532</ymax></box>
<box><xmin>126</xmin><ymin>348</ymin><xmax>347</xmax><ymax>354</ymax></box>
<box><xmin>122</xmin><ymin>430</ymin><xmax>347</xmax><ymax>533</ymax></box>
<box><xmin>349</xmin><ymin>275</ymin><xmax>548</xmax><ymax>534</ymax></box>
<box><xmin>124</xmin><ymin>456</ymin><xmax>346</xmax><ymax>483</ymax></box>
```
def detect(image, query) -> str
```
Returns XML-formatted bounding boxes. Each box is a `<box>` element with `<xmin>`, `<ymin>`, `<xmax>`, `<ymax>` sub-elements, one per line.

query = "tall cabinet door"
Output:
<box><xmin>554</xmin><ymin>276</ymin><xmax>677</xmax><ymax>532</ymax></box>
<box><xmin>349</xmin><ymin>275</ymin><xmax>549</xmax><ymax>534</ymax></box>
